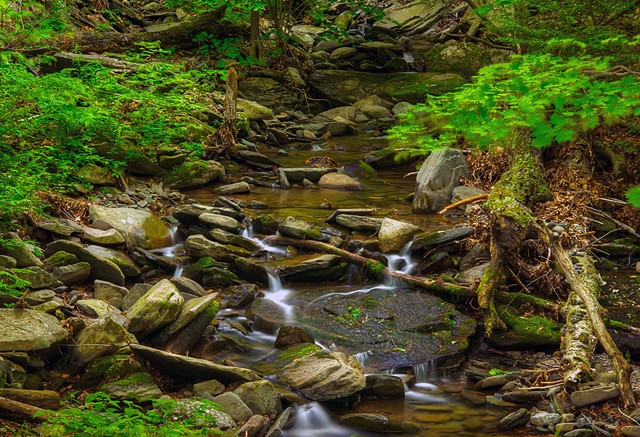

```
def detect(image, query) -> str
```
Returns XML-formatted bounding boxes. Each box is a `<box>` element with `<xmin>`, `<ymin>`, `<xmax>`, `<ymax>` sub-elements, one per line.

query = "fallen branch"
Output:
<box><xmin>536</xmin><ymin>222</ymin><xmax>636</xmax><ymax>408</ymax></box>
<box><xmin>263</xmin><ymin>235</ymin><xmax>472</xmax><ymax>298</ymax></box>
<box><xmin>0</xmin><ymin>395</ymin><xmax>50</xmax><ymax>422</ymax></box>
<box><xmin>438</xmin><ymin>193</ymin><xmax>488</xmax><ymax>215</ymax></box>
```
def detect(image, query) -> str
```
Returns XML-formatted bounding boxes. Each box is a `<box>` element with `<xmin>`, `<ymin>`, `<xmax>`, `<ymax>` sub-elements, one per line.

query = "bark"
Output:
<box><xmin>263</xmin><ymin>235</ymin><xmax>472</xmax><ymax>298</ymax></box>
<box><xmin>0</xmin><ymin>388</ymin><xmax>60</xmax><ymax>411</ymax></box>
<box><xmin>249</xmin><ymin>10</ymin><xmax>264</xmax><ymax>61</ymax></box>
<box><xmin>0</xmin><ymin>395</ymin><xmax>51</xmax><ymax>421</ymax></box>
<box><xmin>477</xmin><ymin>235</ymin><xmax>507</xmax><ymax>334</ymax></box>
<box><xmin>203</xmin><ymin>67</ymin><xmax>238</xmax><ymax>160</ymax></box>
<box><xmin>536</xmin><ymin>223</ymin><xmax>636</xmax><ymax>407</ymax></box>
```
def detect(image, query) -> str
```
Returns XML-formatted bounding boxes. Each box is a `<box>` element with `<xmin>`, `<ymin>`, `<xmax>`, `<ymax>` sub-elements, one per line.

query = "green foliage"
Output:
<box><xmin>488</xmin><ymin>368</ymin><xmax>508</xmax><ymax>376</ymax></box>
<box><xmin>626</xmin><ymin>186</ymin><xmax>640</xmax><ymax>208</ymax></box>
<box><xmin>389</xmin><ymin>54</ymin><xmax>640</xmax><ymax>152</ymax></box>
<box><xmin>0</xmin><ymin>0</ymin><xmax>71</xmax><ymax>45</ymax></box>
<box><xmin>193</xmin><ymin>33</ymin><xmax>266</xmax><ymax>67</ymax></box>
<box><xmin>0</xmin><ymin>54</ymin><xmax>223</xmax><ymax>229</ymax></box>
<box><xmin>37</xmin><ymin>392</ymin><xmax>222</xmax><ymax>437</ymax></box>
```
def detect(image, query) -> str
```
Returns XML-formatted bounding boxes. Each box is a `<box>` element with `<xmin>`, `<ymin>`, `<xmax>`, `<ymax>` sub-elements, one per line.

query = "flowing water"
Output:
<box><xmin>178</xmin><ymin>135</ymin><xmax>530</xmax><ymax>436</ymax></box>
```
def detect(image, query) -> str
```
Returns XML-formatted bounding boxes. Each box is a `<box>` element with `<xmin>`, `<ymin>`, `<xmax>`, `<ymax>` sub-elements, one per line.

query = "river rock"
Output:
<box><xmin>278</xmin><ymin>217</ymin><xmax>325</xmax><ymax>241</ymax></box>
<box><xmin>170</xmin><ymin>276</ymin><xmax>208</xmax><ymax>297</ymax></box>
<box><xmin>339</xmin><ymin>413</ymin><xmax>421</xmax><ymax>433</ymax></box>
<box><xmin>208</xmin><ymin>229</ymin><xmax>261</xmax><ymax>252</ymax></box>
<box><xmin>100</xmin><ymin>372</ymin><xmax>163</xmax><ymax>402</ymax></box>
<box><xmin>378</xmin><ymin>218</ymin><xmax>420</xmax><ymax>253</ymax></box>
<box><xmin>238</xmin><ymin>415</ymin><xmax>270</xmax><ymax>436</ymax></box>
<box><xmin>185</xmin><ymin>234</ymin><xmax>238</xmax><ymax>262</ymax></box>
<box><xmin>0</xmin><ymin>309</ymin><xmax>68</xmax><ymax>351</ymax></box>
<box><xmin>237</xmin><ymin>98</ymin><xmax>273</xmax><ymax>120</ymax></box>
<box><xmin>93</xmin><ymin>279</ymin><xmax>129</xmax><ymax>309</ymax></box>
<box><xmin>173</xmin><ymin>204</ymin><xmax>219</xmax><ymax>225</ymax></box>
<box><xmin>359</xmin><ymin>104</ymin><xmax>393</xmax><ymax>119</ymax></box>
<box><xmin>363</xmin><ymin>374</ymin><xmax>405</xmax><ymax>398</ymax></box>
<box><xmin>215</xmin><ymin>181</ymin><xmax>251</xmax><ymax>195</ymax></box>
<box><xmin>75</xmin><ymin>299</ymin><xmax>128</xmax><ymax>326</ymax></box>
<box><xmin>156</xmin><ymin>293</ymin><xmax>218</xmax><ymax>341</ymax></box>
<box><xmin>530</xmin><ymin>411</ymin><xmax>561</xmax><ymax>428</ymax></box>
<box><xmin>364</xmin><ymin>147</ymin><xmax>423</xmax><ymax>169</ymax></box>
<box><xmin>0</xmin><ymin>233</ymin><xmax>43</xmax><ymax>268</ymax></box>
<box><xmin>233</xmin><ymin>257</ymin><xmax>269</xmax><ymax>285</ymax></box>
<box><xmin>276</xmin><ymin>254</ymin><xmax>348</xmax><ymax>282</ymax></box>
<box><xmin>83</xmin><ymin>226</ymin><xmax>126</xmax><ymax>246</ymax></box>
<box><xmin>126</xmin><ymin>279</ymin><xmax>184</xmax><ymax>339</ymax></box>
<box><xmin>280</xmin><ymin>167</ymin><xmax>338</xmax><ymax>184</ymax></box>
<box><xmin>413</xmin><ymin>147</ymin><xmax>469</xmax><ymax>213</ymax></box>
<box><xmin>164</xmin><ymin>160</ymin><xmax>226</xmax><ymax>189</ymax></box>
<box><xmin>58</xmin><ymin>315</ymin><xmax>134</xmax><ymax>373</ymax></box>
<box><xmin>227</xmin><ymin>283</ymin><xmax>260</xmax><ymax>308</ymax></box>
<box><xmin>247</xmin><ymin>299</ymin><xmax>288</xmax><ymax>333</ymax></box>
<box><xmin>11</xmin><ymin>266</ymin><xmax>62</xmax><ymax>289</ymax></box>
<box><xmin>497</xmin><ymin>408</ymin><xmax>531</xmax><ymax>431</ymax></box>
<box><xmin>0</xmin><ymin>255</ymin><xmax>16</xmax><ymax>269</ymax></box>
<box><xmin>318</xmin><ymin>173</ymin><xmax>362</xmax><ymax>191</ymax></box>
<box><xmin>198</xmin><ymin>212</ymin><xmax>242</xmax><ymax>233</ymax></box>
<box><xmin>424</xmin><ymin>40</ymin><xmax>509</xmax><ymax>77</ymax></box>
<box><xmin>86</xmin><ymin>245</ymin><xmax>141</xmax><ymax>278</ymax></box>
<box><xmin>335</xmin><ymin>214</ymin><xmax>383</xmax><ymax>232</ymax></box>
<box><xmin>193</xmin><ymin>379</ymin><xmax>225</xmax><ymax>398</ymax></box>
<box><xmin>570</xmin><ymin>385</ymin><xmax>621</xmax><ymax>408</ymax></box>
<box><xmin>43</xmin><ymin>251</ymin><xmax>78</xmax><ymax>271</ymax></box>
<box><xmin>234</xmin><ymin>380</ymin><xmax>282</xmax><ymax>417</ymax></box>
<box><xmin>411</xmin><ymin>226</ymin><xmax>473</xmax><ymax>251</ymax></box>
<box><xmin>238</xmin><ymin>77</ymin><xmax>302</xmax><ymax>109</ymax></box>
<box><xmin>212</xmin><ymin>392</ymin><xmax>253</xmax><ymax>422</ymax></box>
<box><xmin>274</xmin><ymin>326</ymin><xmax>315</xmax><ymax>349</ymax></box>
<box><xmin>276</xmin><ymin>347</ymin><xmax>365</xmax><ymax>401</ymax></box>
<box><xmin>122</xmin><ymin>283</ymin><xmax>153</xmax><ymax>310</ymax></box>
<box><xmin>37</xmin><ymin>218</ymin><xmax>83</xmax><ymax>237</ymax></box>
<box><xmin>130</xmin><ymin>344</ymin><xmax>259</xmax><ymax>383</ymax></box>
<box><xmin>374</xmin><ymin>0</ymin><xmax>451</xmax><ymax>34</ymax></box>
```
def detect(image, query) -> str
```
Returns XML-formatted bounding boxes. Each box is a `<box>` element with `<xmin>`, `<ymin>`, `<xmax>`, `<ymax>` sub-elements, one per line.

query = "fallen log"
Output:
<box><xmin>0</xmin><ymin>388</ymin><xmax>60</xmax><ymax>411</ymax></box>
<box><xmin>262</xmin><ymin>235</ymin><xmax>473</xmax><ymax>298</ymax></box>
<box><xmin>536</xmin><ymin>222</ymin><xmax>637</xmax><ymax>408</ymax></box>
<box><xmin>0</xmin><ymin>395</ymin><xmax>51</xmax><ymax>422</ymax></box>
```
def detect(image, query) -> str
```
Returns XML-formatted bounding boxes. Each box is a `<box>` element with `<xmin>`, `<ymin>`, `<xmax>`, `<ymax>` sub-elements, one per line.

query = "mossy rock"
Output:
<box><xmin>81</xmin><ymin>354</ymin><xmax>144</xmax><ymax>388</ymax></box>
<box><xmin>490</xmin><ymin>304</ymin><xmax>562</xmax><ymax>349</ymax></box>
<box><xmin>164</xmin><ymin>160</ymin><xmax>225</xmax><ymax>189</ymax></box>
<box><xmin>253</xmin><ymin>343</ymin><xmax>323</xmax><ymax>375</ymax></box>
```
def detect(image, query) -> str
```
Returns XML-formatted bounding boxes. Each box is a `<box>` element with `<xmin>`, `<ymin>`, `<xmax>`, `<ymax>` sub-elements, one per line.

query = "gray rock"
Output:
<box><xmin>474</xmin><ymin>371</ymin><xmax>522</xmax><ymax>390</ymax></box>
<box><xmin>88</xmin><ymin>205</ymin><xmax>171</xmax><ymax>250</ymax></box>
<box><xmin>363</xmin><ymin>374</ymin><xmax>405</xmax><ymax>398</ymax></box>
<box><xmin>565</xmin><ymin>429</ymin><xmax>596</xmax><ymax>437</ymax></box>
<box><xmin>43</xmin><ymin>251</ymin><xmax>79</xmax><ymax>271</ymax></box>
<box><xmin>363</xmin><ymin>147</ymin><xmax>423</xmax><ymax>169</ymax></box>
<box><xmin>193</xmin><ymin>379</ymin><xmax>225</xmax><ymax>397</ymax></box>
<box><xmin>37</xmin><ymin>219</ymin><xmax>84</xmax><ymax>237</ymax></box>
<box><xmin>93</xmin><ymin>279</ymin><xmax>129</xmax><ymax>309</ymax></box>
<box><xmin>0</xmin><ymin>232</ymin><xmax>43</xmax><ymax>268</ymax></box>
<box><xmin>530</xmin><ymin>411</ymin><xmax>561</xmax><ymax>427</ymax></box>
<box><xmin>339</xmin><ymin>413</ymin><xmax>421</xmax><ymax>433</ymax></box>
<box><xmin>170</xmin><ymin>276</ymin><xmax>207</xmax><ymax>297</ymax></box>
<box><xmin>185</xmin><ymin>234</ymin><xmax>240</xmax><ymax>261</ymax></box>
<box><xmin>278</xmin><ymin>217</ymin><xmax>325</xmax><ymax>241</ymax></box>
<box><xmin>130</xmin><ymin>344</ymin><xmax>259</xmax><ymax>383</ymax></box>
<box><xmin>75</xmin><ymin>299</ymin><xmax>128</xmax><ymax>326</ymax></box>
<box><xmin>411</xmin><ymin>226</ymin><xmax>474</xmax><ymax>250</ymax></box>
<box><xmin>378</xmin><ymin>218</ymin><xmax>420</xmax><ymax>253</ymax></box>
<box><xmin>570</xmin><ymin>385</ymin><xmax>621</xmax><ymax>408</ymax></box>
<box><xmin>10</xmin><ymin>266</ymin><xmax>62</xmax><ymax>290</ymax></box>
<box><xmin>265</xmin><ymin>407</ymin><xmax>292</xmax><ymax>437</ymax></box>
<box><xmin>238</xmin><ymin>415</ymin><xmax>270</xmax><ymax>436</ymax></box>
<box><xmin>122</xmin><ymin>283</ymin><xmax>152</xmax><ymax>310</ymax></box>
<box><xmin>234</xmin><ymin>380</ymin><xmax>282</xmax><ymax>417</ymax></box>
<box><xmin>58</xmin><ymin>315</ymin><xmax>134</xmax><ymax>373</ymax></box>
<box><xmin>497</xmin><ymin>408</ymin><xmax>530</xmax><ymax>431</ymax></box>
<box><xmin>233</xmin><ymin>258</ymin><xmax>269</xmax><ymax>285</ymax></box>
<box><xmin>247</xmin><ymin>299</ymin><xmax>288</xmax><ymax>334</ymax></box>
<box><xmin>457</xmin><ymin>262</ymin><xmax>490</xmax><ymax>285</ymax></box>
<box><xmin>208</xmin><ymin>229</ymin><xmax>261</xmax><ymax>252</ymax></box>
<box><xmin>212</xmin><ymin>392</ymin><xmax>252</xmax><ymax>423</ymax></box>
<box><xmin>413</xmin><ymin>147</ymin><xmax>470</xmax><ymax>213</ymax></box>
<box><xmin>215</xmin><ymin>181</ymin><xmax>251</xmax><ymax>195</ymax></box>
<box><xmin>164</xmin><ymin>160</ymin><xmax>226</xmax><ymax>190</ymax></box>
<box><xmin>52</xmin><ymin>262</ymin><xmax>91</xmax><ymax>285</ymax></box>
<box><xmin>424</xmin><ymin>40</ymin><xmax>509</xmax><ymax>77</ymax></box>
<box><xmin>173</xmin><ymin>203</ymin><xmax>219</xmax><ymax>225</ymax></box>
<box><xmin>313</xmin><ymin>106</ymin><xmax>356</xmax><ymax>122</ymax></box>
<box><xmin>227</xmin><ymin>283</ymin><xmax>260</xmax><ymax>308</ymax></box>
<box><xmin>276</xmin><ymin>349</ymin><xmax>365</xmax><ymax>401</ymax></box>
<box><xmin>555</xmin><ymin>423</ymin><xmax>575</xmax><ymax>433</ymax></box>
<box><xmin>126</xmin><ymin>279</ymin><xmax>184</xmax><ymax>339</ymax></box>
<box><xmin>359</xmin><ymin>104</ymin><xmax>393</xmax><ymax>119</ymax></box>
<box><xmin>276</xmin><ymin>254</ymin><xmax>348</xmax><ymax>283</ymax></box>
<box><xmin>86</xmin><ymin>245</ymin><xmax>141</xmax><ymax>278</ymax></box>
<box><xmin>237</xmin><ymin>98</ymin><xmax>273</xmax><ymax>121</ymax></box>
<box><xmin>0</xmin><ymin>309</ymin><xmax>68</xmax><ymax>351</ymax></box>
<box><xmin>157</xmin><ymin>293</ymin><xmax>218</xmax><ymax>340</ymax></box>
<box><xmin>198</xmin><ymin>213</ymin><xmax>242</xmax><ymax>233</ymax></box>
<box><xmin>318</xmin><ymin>173</ymin><xmax>362</xmax><ymax>191</ymax></box>
<box><xmin>45</xmin><ymin>240</ymin><xmax>124</xmax><ymax>285</ymax></box>
<box><xmin>0</xmin><ymin>255</ymin><xmax>17</xmax><ymax>268</ymax></box>
<box><xmin>82</xmin><ymin>227</ymin><xmax>125</xmax><ymax>246</ymax></box>
<box><xmin>335</xmin><ymin>214</ymin><xmax>383</xmax><ymax>232</ymax></box>
<box><xmin>158</xmin><ymin>153</ymin><xmax>186</xmax><ymax>169</ymax></box>
<box><xmin>101</xmin><ymin>372</ymin><xmax>163</xmax><ymax>401</ymax></box>
<box><xmin>392</xmin><ymin>101</ymin><xmax>412</xmax><ymax>115</ymax></box>
<box><xmin>329</xmin><ymin>46</ymin><xmax>357</xmax><ymax>61</ymax></box>
<box><xmin>278</xmin><ymin>167</ymin><xmax>338</xmax><ymax>183</ymax></box>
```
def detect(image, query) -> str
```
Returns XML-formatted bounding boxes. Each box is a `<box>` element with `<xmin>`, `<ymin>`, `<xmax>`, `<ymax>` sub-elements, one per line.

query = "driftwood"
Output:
<box><xmin>0</xmin><ymin>388</ymin><xmax>60</xmax><ymax>410</ymax></box>
<box><xmin>0</xmin><ymin>395</ymin><xmax>51</xmax><ymax>421</ymax></box>
<box><xmin>262</xmin><ymin>235</ymin><xmax>473</xmax><ymax>298</ymax></box>
<box><xmin>536</xmin><ymin>222</ymin><xmax>637</xmax><ymax>408</ymax></box>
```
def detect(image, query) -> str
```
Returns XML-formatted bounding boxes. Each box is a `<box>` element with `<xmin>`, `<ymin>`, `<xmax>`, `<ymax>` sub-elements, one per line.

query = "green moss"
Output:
<box><xmin>256</xmin><ymin>214</ymin><xmax>279</xmax><ymax>225</ymax></box>
<box><xmin>205</xmin><ymin>300</ymin><xmax>219</xmax><ymax>319</ymax></box>
<box><xmin>497</xmin><ymin>304</ymin><xmax>562</xmax><ymax>343</ymax></box>
<box><xmin>278</xmin><ymin>343</ymin><xmax>322</xmax><ymax>361</ymax></box>
<box><xmin>364</xmin><ymin>260</ymin><xmax>386</xmax><ymax>279</ymax></box>
<box><xmin>109</xmin><ymin>372</ymin><xmax>154</xmax><ymax>387</ymax></box>
<box><xmin>165</xmin><ymin>161</ymin><xmax>207</xmax><ymax>185</ymax></box>
<box><xmin>302</xmin><ymin>227</ymin><xmax>323</xmax><ymax>240</ymax></box>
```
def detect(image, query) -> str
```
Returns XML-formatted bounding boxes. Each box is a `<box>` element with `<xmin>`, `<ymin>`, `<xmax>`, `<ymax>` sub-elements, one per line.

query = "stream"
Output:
<box><xmin>174</xmin><ymin>134</ymin><xmax>528</xmax><ymax>436</ymax></box>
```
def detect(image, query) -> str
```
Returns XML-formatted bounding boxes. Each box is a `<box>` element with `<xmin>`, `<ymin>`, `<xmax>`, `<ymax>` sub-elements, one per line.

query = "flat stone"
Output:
<box><xmin>198</xmin><ymin>213</ymin><xmax>242</xmax><ymax>233</ymax></box>
<box><xmin>45</xmin><ymin>240</ymin><xmax>125</xmax><ymax>286</ymax></box>
<box><xmin>215</xmin><ymin>181</ymin><xmax>251</xmax><ymax>195</ymax></box>
<box><xmin>0</xmin><ymin>233</ymin><xmax>43</xmax><ymax>267</ymax></box>
<box><xmin>318</xmin><ymin>173</ymin><xmax>362</xmax><ymax>191</ymax></box>
<box><xmin>339</xmin><ymin>413</ymin><xmax>421</xmax><ymax>433</ymax></box>
<box><xmin>82</xmin><ymin>227</ymin><xmax>125</xmax><ymax>246</ymax></box>
<box><xmin>93</xmin><ymin>279</ymin><xmax>129</xmax><ymax>309</ymax></box>
<box><xmin>75</xmin><ymin>299</ymin><xmax>128</xmax><ymax>326</ymax></box>
<box><xmin>234</xmin><ymin>380</ymin><xmax>282</xmax><ymax>416</ymax></box>
<box><xmin>130</xmin><ymin>344</ymin><xmax>259</xmax><ymax>383</ymax></box>
<box><xmin>570</xmin><ymin>385</ymin><xmax>621</xmax><ymax>408</ymax></box>
<box><xmin>530</xmin><ymin>411</ymin><xmax>561</xmax><ymax>427</ymax></box>
<box><xmin>85</xmin><ymin>245</ymin><xmax>141</xmax><ymax>278</ymax></box>
<box><xmin>212</xmin><ymin>392</ymin><xmax>252</xmax><ymax>423</ymax></box>
<box><xmin>497</xmin><ymin>408</ymin><xmax>530</xmax><ymax>431</ymax></box>
<box><xmin>38</xmin><ymin>219</ymin><xmax>83</xmax><ymax>237</ymax></box>
<box><xmin>335</xmin><ymin>214</ymin><xmax>383</xmax><ymax>232</ymax></box>
<box><xmin>126</xmin><ymin>279</ymin><xmax>184</xmax><ymax>339</ymax></box>
<box><xmin>52</xmin><ymin>262</ymin><xmax>91</xmax><ymax>286</ymax></box>
<box><xmin>193</xmin><ymin>379</ymin><xmax>225</xmax><ymax>397</ymax></box>
<box><xmin>0</xmin><ymin>309</ymin><xmax>68</xmax><ymax>351</ymax></box>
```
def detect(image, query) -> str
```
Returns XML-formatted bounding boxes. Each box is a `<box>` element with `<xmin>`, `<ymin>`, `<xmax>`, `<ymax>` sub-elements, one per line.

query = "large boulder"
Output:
<box><xmin>373</xmin><ymin>0</ymin><xmax>452</xmax><ymax>35</ymax></box>
<box><xmin>126</xmin><ymin>279</ymin><xmax>184</xmax><ymax>339</ymax></box>
<box><xmin>377</xmin><ymin>218</ymin><xmax>420</xmax><ymax>253</ymax></box>
<box><xmin>0</xmin><ymin>309</ymin><xmax>68</xmax><ymax>351</ymax></box>
<box><xmin>237</xmin><ymin>98</ymin><xmax>273</xmax><ymax>120</ymax></box>
<box><xmin>423</xmin><ymin>41</ymin><xmax>509</xmax><ymax>77</ymax></box>
<box><xmin>164</xmin><ymin>160</ymin><xmax>226</xmax><ymax>189</ymax></box>
<box><xmin>88</xmin><ymin>206</ymin><xmax>171</xmax><ymax>249</ymax></box>
<box><xmin>413</xmin><ymin>147</ymin><xmax>470</xmax><ymax>213</ymax></box>
<box><xmin>0</xmin><ymin>232</ymin><xmax>43</xmax><ymax>268</ymax></box>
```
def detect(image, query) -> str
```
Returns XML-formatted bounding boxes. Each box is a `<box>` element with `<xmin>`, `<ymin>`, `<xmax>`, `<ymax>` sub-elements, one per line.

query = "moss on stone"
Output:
<box><xmin>497</xmin><ymin>304</ymin><xmax>562</xmax><ymax>343</ymax></box>
<box><xmin>302</xmin><ymin>227</ymin><xmax>323</xmax><ymax>240</ymax></box>
<box><xmin>278</xmin><ymin>343</ymin><xmax>322</xmax><ymax>361</ymax></box>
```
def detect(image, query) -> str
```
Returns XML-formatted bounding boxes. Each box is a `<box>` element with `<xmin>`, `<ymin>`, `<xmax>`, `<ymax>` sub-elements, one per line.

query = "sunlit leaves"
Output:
<box><xmin>626</xmin><ymin>186</ymin><xmax>640</xmax><ymax>208</ymax></box>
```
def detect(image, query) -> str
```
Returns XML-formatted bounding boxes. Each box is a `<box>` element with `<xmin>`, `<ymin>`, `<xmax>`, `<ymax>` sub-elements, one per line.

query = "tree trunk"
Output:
<box><xmin>249</xmin><ymin>10</ymin><xmax>264</xmax><ymax>61</ymax></box>
<box><xmin>203</xmin><ymin>67</ymin><xmax>238</xmax><ymax>160</ymax></box>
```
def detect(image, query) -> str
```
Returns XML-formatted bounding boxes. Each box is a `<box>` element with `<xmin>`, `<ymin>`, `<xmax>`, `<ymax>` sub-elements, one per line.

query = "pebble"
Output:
<box><xmin>554</xmin><ymin>422</ymin><xmax>575</xmax><ymax>433</ymax></box>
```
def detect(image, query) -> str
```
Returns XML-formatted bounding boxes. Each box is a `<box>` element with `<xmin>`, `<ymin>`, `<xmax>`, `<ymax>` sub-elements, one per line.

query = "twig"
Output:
<box><xmin>438</xmin><ymin>194</ymin><xmax>488</xmax><ymax>214</ymax></box>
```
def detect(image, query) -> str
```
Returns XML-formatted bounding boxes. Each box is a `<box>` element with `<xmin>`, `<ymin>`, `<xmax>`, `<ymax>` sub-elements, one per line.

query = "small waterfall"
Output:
<box><xmin>282</xmin><ymin>403</ymin><xmax>357</xmax><ymax>437</ymax></box>
<box><xmin>385</xmin><ymin>241</ymin><xmax>415</xmax><ymax>275</ymax></box>
<box><xmin>241</xmin><ymin>225</ymin><xmax>287</xmax><ymax>255</ymax></box>
<box><xmin>354</xmin><ymin>349</ymin><xmax>373</xmax><ymax>370</ymax></box>
<box><xmin>265</xmin><ymin>273</ymin><xmax>294</xmax><ymax>322</ymax></box>
<box><xmin>413</xmin><ymin>360</ymin><xmax>439</xmax><ymax>385</ymax></box>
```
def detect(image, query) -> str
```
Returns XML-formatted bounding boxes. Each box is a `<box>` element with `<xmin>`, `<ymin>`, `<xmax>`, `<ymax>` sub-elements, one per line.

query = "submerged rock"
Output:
<box><xmin>339</xmin><ymin>413</ymin><xmax>421</xmax><ymax>433</ymax></box>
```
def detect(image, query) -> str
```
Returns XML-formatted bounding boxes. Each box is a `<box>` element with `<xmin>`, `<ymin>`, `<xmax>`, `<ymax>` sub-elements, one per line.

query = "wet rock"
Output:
<box><xmin>164</xmin><ymin>160</ymin><xmax>226</xmax><ymax>189</ymax></box>
<box><xmin>126</xmin><ymin>279</ymin><xmax>184</xmax><ymax>339</ymax></box>
<box><xmin>173</xmin><ymin>204</ymin><xmax>219</xmax><ymax>225</ymax></box>
<box><xmin>85</xmin><ymin>245</ymin><xmax>141</xmax><ymax>278</ymax></box>
<box><xmin>122</xmin><ymin>283</ymin><xmax>152</xmax><ymax>310</ymax></box>
<box><xmin>275</xmin><ymin>326</ymin><xmax>315</xmax><ymax>349</ymax></box>
<box><xmin>237</xmin><ymin>98</ymin><xmax>274</xmax><ymax>120</ymax></box>
<box><xmin>413</xmin><ymin>147</ymin><xmax>469</xmax><ymax>213</ymax></box>
<box><xmin>101</xmin><ymin>372</ymin><xmax>163</xmax><ymax>401</ymax></box>
<box><xmin>266</xmin><ymin>407</ymin><xmax>292</xmax><ymax>437</ymax></box>
<box><xmin>233</xmin><ymin>258</ymin><xmax>269</xmax><ymax>285</ymax></box>
<box><xmin>0</xmin><ymin>233</ymin><xmax>43</xmax><ymax>268</ymax></box>
<box><xmin>156</xmin><ymin>293</ymin><xmax>218</xmax><ymax>342</ymax></box>
<box><xmin>247</xmin><ymin>299</ymin><xmax>288</xmax><ymax>333</ymax></box>
<box><xmin>318</xmin><ymin>172</ymin><xmax>362</xmax><ymax>191</ymax></box>
<box><xmin>212</xmin><ymin>392</ymin><xmax>252</xmax><ymax>422</ymax></box>
<box><xmin>251</xmin><ymin>214</ymin><xmax>282</xmax><ymax>235</ymax></box>
<box><xmin>474</xmin><ymin>371</ymin><xmax>521</xmax><ymax>390</ymax></box>
<box><xmin>88</xmin><ymin>206</ymin><xmax>170</xmax><ymax>250</ymax></box>
<box><xmin>199</xmin><ymin>213</ymin><xmax>242</xmax><ymax>234</ymax></box>
<box><xmin>0</xmin><ymin>309</ymin><xmax>68</xmax><ymax>351</ymax></box>
<box><xmin>364</xmin><ymin>147</ymin><xmax>422</xmax><ymax>169</ymax></box>
<box><xmin>215</xmin><ymin>181</ymin><xmax>251</xmax><ymax>195</ymax></box>
<box><xmin>58</xmin><ymin>315</ymin><xmax>134</xmax><ymax>373</ymax></box>
<box><xmin>339</xmin><ymin>413</ymin><xmax>421</xmax><ymax>433</ymax></box>
<box><xmin>130</xmin><ymin>344</ymin><xmax>259</xmax><ymax>383</ymax></box>
<box><xmin>82</xmin><ymin>226</ymin><xmax>124</xmax><ymax>246</ymax></box>
<box><xmin>363</xmin><ymin>374</ymin><xmax>405</xmax><ymax>398</ymax></box>
<box><xmin>497</xmin><ymin>408</ymin><xmax>530</xmax><ymax>431</ymax></box>
<box><xmin>277</xmin><ymin>254</ymin><xmax>348</xmax><ymax>282</ymax></box>
<box><xmin>411</xmin><ymin>226</ymin><xmax>473</xmax><ymax>251</ymax></box>
<box><xmin>185</xmin><ymin>234</ymin><xmax>239</xmax><ymax>261</ymax></box>
<box><xmin>10</xmin><ymin>266</ymin><xmax>62</xmax><ymax>290</ymax></box>
<box><xmin>279</xmin><ymin>167</ymin><xmax>338</xmax><ymax>183</ymax></box>
<box><xmin>227</xmin><ymin>284</ymin><xmax>260</xmax><ymax>309</ymax></box>
<box><xmin>335</xmin><ymin>214</ymin><xmax>383</xmax><ymax>232</ymax></box>
<box><xmin>278</xmin><ymin>217</ymin><xmax>326</xmax><ymax>241</ymax></box>
<box><xmin>570</xmin><ymin>385</ymin><xmax>621</xmax><ymax>408</ymax></box>
<box><xmin>209</xmin><ymin>229</ymin><xmax>260</xmax><ymax>252</ymax></box>
<box><xmin>530</xmin><ymin>411</ymin><xmax>561</xmax><ymax>427</ymax></box>
<box><xmin>93</xmin><ymin>279</ymin><xmax>129</xmax><ymax>309</ymax></box>
<box><xmin>378</xmin><ymin>218</ymin><xmax>420</xmax><ymax>253</ymax></box>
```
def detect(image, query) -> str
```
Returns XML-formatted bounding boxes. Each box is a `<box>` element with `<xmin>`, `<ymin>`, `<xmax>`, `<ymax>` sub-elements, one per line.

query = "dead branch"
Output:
<box><xmin>438</xmin><ymin>193</ymin><xmax>488</xmax><ymax>215</ymax></box>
